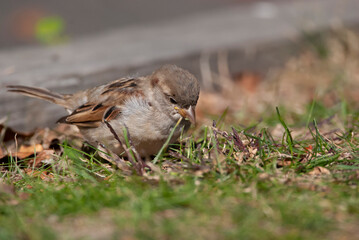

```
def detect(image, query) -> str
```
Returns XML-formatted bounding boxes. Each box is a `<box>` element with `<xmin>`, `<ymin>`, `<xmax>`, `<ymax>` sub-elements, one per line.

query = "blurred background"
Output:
<box><xmin>0</xmin><ymin>0</ymin><xmax>247</xmax><ymax>49</ymax></box>
<box><xmin>1</xmin><ymin>0</ymin><xmax>359</xmax><ymax>130</ymax></box>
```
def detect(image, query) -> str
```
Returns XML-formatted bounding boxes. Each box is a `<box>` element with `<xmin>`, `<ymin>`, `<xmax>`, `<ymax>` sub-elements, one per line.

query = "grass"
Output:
<box><xmin>1</xmin><ymin>29</ymin><xmax>359</xmax><ymax>239</ymax></box>
<box><xmin>1</xmin><ymin>102</ymin><xmax>358</xmax><ymax>240</ymax></box>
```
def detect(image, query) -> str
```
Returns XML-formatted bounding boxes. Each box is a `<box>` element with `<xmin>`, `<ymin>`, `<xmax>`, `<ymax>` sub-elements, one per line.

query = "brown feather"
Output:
<box><xmin>7</xmin><ymin>85</ymin><xmax>70</xmax><ymax>108</ymax></box>
<box><xmin>65</xmin><ymin>104</ymin><xmax>108</xmax><ymax>123</ymax></box>
<box><xmin>56</xmin><ymin>77</ymin><xmax>143</xmax><ymax>127</ymax></box>
<box><xmin>103</xmin><ymin>106</ymin><xmax>122</xmax><ymax>122</ymax></box>
<box><xmin>70</xmin><ymin>122</ymin><xmax>101</xmax><ymax>128</ymax></box>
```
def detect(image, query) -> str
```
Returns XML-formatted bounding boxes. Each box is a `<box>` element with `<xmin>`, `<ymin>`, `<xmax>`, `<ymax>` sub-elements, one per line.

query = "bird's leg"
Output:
<box><xmin>104</xmin><ymin>120</ymin><xmax>144</xmax><ymax>175</ymax></box>
<box><xmin>123</xmin><ymin>124</ymin><xmax>151</xmax><ymax>172</ymax></box>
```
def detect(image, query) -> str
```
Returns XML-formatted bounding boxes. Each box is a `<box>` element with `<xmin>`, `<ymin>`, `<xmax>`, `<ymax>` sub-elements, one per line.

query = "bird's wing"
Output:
<box><xmin>57</xmin><ymin>77</ymin><xmax>144</xmax><ymax>128</ymax></box>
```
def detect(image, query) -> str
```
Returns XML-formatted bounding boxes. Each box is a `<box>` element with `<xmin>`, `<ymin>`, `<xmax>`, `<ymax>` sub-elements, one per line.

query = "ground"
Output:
<box><xmin>0</xmin><ymin>29</ymin><xmax>358</xmax><ymax>239</ymax></box>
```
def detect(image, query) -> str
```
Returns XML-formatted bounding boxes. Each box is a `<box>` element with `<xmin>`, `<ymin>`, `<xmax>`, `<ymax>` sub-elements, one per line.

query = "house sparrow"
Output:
<box><xmin>7</xmin><ymin>64</ymin><xmax>200</xmax><ymax>157</ymax></box>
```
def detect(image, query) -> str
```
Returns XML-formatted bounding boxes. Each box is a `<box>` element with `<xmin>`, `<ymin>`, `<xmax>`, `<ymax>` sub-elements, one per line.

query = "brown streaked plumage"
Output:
<box><xmin>7</xmin><ymin>64</ymin><xmax>200</xmax><ymax>157</ymax></box>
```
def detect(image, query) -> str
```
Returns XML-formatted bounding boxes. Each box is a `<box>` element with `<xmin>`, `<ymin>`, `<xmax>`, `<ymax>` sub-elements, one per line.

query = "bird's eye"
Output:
<box><xmin>169</xmin><ymin>97</ymin><xmax>177</xmax><ymax>104</ymax></box>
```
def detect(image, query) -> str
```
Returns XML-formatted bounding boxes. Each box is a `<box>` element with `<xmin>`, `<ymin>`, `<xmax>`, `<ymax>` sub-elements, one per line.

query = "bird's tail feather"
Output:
<box><xmin>7</xmin><ymin>85</ymin><xmax>70</xmax><ymax>108</ymax></box>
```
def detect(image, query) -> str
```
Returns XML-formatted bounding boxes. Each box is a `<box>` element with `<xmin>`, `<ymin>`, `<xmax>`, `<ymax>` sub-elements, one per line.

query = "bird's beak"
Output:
<box><xmin>176</xmin><ymin>106</ymin><xmax>196</xmax><ymax>124</ymax></box>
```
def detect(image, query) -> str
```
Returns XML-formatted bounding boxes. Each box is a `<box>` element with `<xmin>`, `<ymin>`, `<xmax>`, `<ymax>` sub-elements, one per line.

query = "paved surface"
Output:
<box><xmin>0</xmin><ymin>0</ymin><xmax>243</xmax><ymax>49</ymax></box>
<box><xmin>1</xmin><ymin>0</ymin><xmax>358</xmax><ymax>130</ymax></box>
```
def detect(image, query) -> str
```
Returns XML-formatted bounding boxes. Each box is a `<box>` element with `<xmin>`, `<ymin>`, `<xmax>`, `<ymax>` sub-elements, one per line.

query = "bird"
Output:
<box><xmin>7</xmin><ymin>64</ymin><xmax>200</xmax><ymax>157</ymax></box>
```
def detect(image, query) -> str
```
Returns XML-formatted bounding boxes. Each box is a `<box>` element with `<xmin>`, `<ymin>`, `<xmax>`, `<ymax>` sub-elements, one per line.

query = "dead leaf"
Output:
<box><xmin>28</xmin><ymin>149</ymin><xmax>55</xmax><ymax>167</ymax></box>
<box><xmin>304</xmin><ymin>145</ymin><xmax>313</xmax><ymax>152</ymax></box>
<box><xmin>19</xmin><ymin>144</ymin><xmax>43</xmax><ymax>153</ymax></box>
<box><xmin>6</xmin><ymin>144</ymin><xmax>44</xmax><ymax>159</ymax></box>
<box><xmin>248</xmin><ymin>147</ymin><xmax>258</xmax><ymax>158</ymax></box>
<box><xmin>234</xmin><ymin>152</ymin><xmax>245</xmax><ymax>164</ymax></box>
<box><xmin>24</xmin><ymin>169</ymin><xmax>54</xmax><ymax>181</ymax></box>
<box><xmin>308</xmin><ymin>166</ymin><xmax>331</xmax><ymax>176</ymax></box>
<box><xmin>277</xmin><ymin>160</ymin><xmax>292</xmax><ymax>167</ymax></box>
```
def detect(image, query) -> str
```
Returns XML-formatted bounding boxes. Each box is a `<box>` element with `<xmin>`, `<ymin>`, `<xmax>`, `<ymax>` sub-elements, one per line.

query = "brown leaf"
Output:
<box><xmin>24</xmin><ymin>169</ymin><xmax>54</xmax><ymax>181</ymax></box>
<box><xmin>304</xmin><ymin>145</ymin><xmax>313</xmax><ymax>152</ymax></box>
<box><xmin>308</xmin><ymin>166</ymin><xmax>331</xmax><ymax>176</ymax></box>
<box><xmin>19</xmin><ymin>144</ymin><xmax>43</xmax><ymax>153</ymax></box>
<box><xmin>28</xmin><ymin>149</ymin><xmax>55</xmax><ymax>167</ymax></box>
<box><xmin>277</xmin><ymin>160</ymin><xmax>292</xmax><ymax>167</ymax></box>
<box><xmin>10</xmin><ymin>152</ymin><xmax>32</xmax><ymax>159</ymax></box>
<box><xmin>7</xmin><ymin>144</ymin><xmax>44</xmax><ymax>159</ymax></box>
